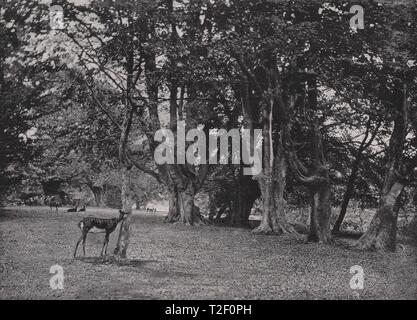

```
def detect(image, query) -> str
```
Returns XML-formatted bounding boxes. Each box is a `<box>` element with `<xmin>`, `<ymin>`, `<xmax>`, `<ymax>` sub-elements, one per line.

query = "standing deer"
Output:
<box><xmin>74</xmin><ymin>210</ymin><xmax>128</xmax><ymax>257</ymax></box>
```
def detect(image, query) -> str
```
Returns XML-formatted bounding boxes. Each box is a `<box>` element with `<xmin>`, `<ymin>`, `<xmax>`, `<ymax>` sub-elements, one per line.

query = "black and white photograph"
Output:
<box><xmin>0</xmin><ymin>0</ymin><xmax>416</xmax><ymax>304</ymax></box>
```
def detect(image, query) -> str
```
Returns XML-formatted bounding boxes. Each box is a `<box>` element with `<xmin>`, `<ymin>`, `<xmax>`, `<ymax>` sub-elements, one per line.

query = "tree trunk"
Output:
<box><xmin>332</xmin><ymin>160</ymin><xmax>361</xmax><ymax>234</ymax></box>
<box><xmin>253</xmin><ymin>134</ymin><xmax>295</xmax><ymax>235</ymax></box>
<box><xmin>356</xmin><ymin>181</ymin><xmax>404</xmax><ymax>251</ymax></box>
<box><xmin>284</xmin><ymin>75</ymin><xmax>332</xmax><ymax>243</ymax></box>
<box><xmin>309</xmin><ymin>181</ymin><xmax>332</xmax><ymax>243</ymax></box>
<box><xmin>333</xmin><ymin>118</ymin><xmax>380</xmax><ymax>234</ymax></box>
<box><xmin>177</xmin><ymin>183</ymin><xmax>203</xmax><ymax>225</ymax></box>
<box><xmin>164</xmin><ymin>178</ymin><xmax>205</xmax><ymax>226</ymax></box>
<box><xmin>229</xmin><ymin>171</ymin><xmax>260</xmax><ymax>227</ymax></box>
<box><xmin>356</xmin><ymin>81</ymin><xmax>409</xmax><ymax>252</ymax></box>
<box><xmin>92</xmin><ymin>186</ymin><xmax>105</xmax><ymax>207</ymax></box>
<box><xmin>114</xmin><ymin>166</ymin><xmax>133</xmax><ymax>258</ymax></box>
<box><xmin>165</xmin><ymin>187</ymin><xmax>180</xmax><ymax>223</ymax></box>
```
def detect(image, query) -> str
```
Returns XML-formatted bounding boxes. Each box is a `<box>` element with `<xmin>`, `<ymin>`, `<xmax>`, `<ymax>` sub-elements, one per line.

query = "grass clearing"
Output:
<box><xmin>0</xmin><ymin>207</ymin><xmax>416</xmax><ymax>300</ymax></box>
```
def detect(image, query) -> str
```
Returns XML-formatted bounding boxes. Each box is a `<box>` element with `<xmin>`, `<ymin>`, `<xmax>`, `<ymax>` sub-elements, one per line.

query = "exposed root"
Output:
<box><xmin>280</xmin><ymin>223</ymin><xmax>298</xmax><ymax>235</ymax></box>
<box><xmin>307</xmin><ymin>232</ymin><xmax>333</xmax><ymax>244</ymax></box>
<box><xmin>98</xmin><ymin>254</ymin><xmax>127</xmax><ymax>265</ymax></box>
<box><xmin>355</xmin><ymin>223</ymin><xmax>396</xmax><ymax>252</ymax></box>
<box><xmin>164</xmin><ymin>214</ymin><xmax>180</xmax><ymax>224</ymax></box>
<box><xmin>252</xmin><ymin>223</ymin><xmax>280</xmax><ymax>235</ymax></box>
<box><xmin>356</xmin><ymin>234</ymin><xmax>392</xmax><ymax>252</ymax></box>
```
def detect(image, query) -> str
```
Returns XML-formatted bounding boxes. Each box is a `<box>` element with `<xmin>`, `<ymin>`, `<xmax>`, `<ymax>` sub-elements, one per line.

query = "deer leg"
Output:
<box><xmin>82</xmin><ymin>233</ymin><xmax>88</xmax><ymax>256</ymax></box>
<box><xmin>74</xmin><ymin>234</ymin><xmax>83</xmax><ymax>257</ymax></box>
<box><xmin>101</xmin><ymin>233</ymin><xmax>110</xmax><ymax>256</ymax></box>
<box><xmin>104</xmin><ymin>235</ymin><xmax>109</xmax><ymax>255</ymax></box>
<box><xmin>104</xmin><ymin>233</ymin><xmax>111</xmax><ymax>255</ymax></box>
<box><xmin>100</xmin><ymin>235</ymin><xmax>106</xmax><ymax>256</ymax></box>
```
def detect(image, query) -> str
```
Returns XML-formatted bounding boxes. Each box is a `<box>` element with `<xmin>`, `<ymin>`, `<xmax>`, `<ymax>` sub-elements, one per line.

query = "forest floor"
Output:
<box><xmin>0</xmin><ymin>207</ymin><xmax>416</xmax><ymax>300</ymax></box>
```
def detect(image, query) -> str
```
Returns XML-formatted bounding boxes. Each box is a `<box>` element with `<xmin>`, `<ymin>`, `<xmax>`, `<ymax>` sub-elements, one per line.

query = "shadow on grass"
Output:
<box><xmin>75</xmin><ymin>256</ymin><xmax>157</xmax><ymax>268</ymax></box>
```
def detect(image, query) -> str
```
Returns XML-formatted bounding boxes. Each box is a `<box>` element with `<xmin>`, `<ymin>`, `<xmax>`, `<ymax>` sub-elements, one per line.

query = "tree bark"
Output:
<box><xmin>307</xmin><ymin>78</ymin><xmax>332</xmax><ymax>243</ymax></box>
<box><xmin>165</xmin><ymin>187</ymin><xmax>180</xmax><ymax>223</ymax></box>
<box><xmin>356</xmin><ymin>181</ymin><xmax>404</xmax><ymax>251</ymax></box>
<box><xmin>236</xmin><ymin>60</ymin><xmax>294</xmax><ymax>235</ymax></box>
<box><xmin>229</xmin><ymin>171</ymin><xmax>260</xmax><ymax>227</ymax></box>
<box><xmin>332</xmin><ymin>161</ymin><xmax>360</xmax><ymax>234</ymax></box>
<box><xmin>284</xmin><ymin>75</ymin><xmax>332</xmax><ymax>243</ymax></box>
<box><xmin>309</xmin><ymin>179</ymin><xmax>332</xmax><ymax>243</ymax></box>
<box><xmin>92</xmin><ymin>186</ymin><xmax>105</xmax><ymax>207</ymax></box>
<box><xmin>163</xmin><ymin>163</ymin><xmax>207</xmax><ymax>226</ymax></box>
<box><xmin>177</xmin><ymin>182</ymin><xmax>204</xmax><ymax>225</ymax></box>
<box><xmin>113</xmin><ymin>85</ymin><xmax>136</xmax><ymax>258</ymax></box>
<box><xmin>114</xmin><ymin>166</ymin><xmax>133</xmax><ymax>258</ymax></box>
<box><xmin>333</xmin><ymin>119</ymin><xmax>380</xmax><ymax>234</ymax></box>
<box><xmin>356</xmin><ymin>81</ymin><xmax>409</xmax><ymax>252</ymax></box>
<box><xmin>253</xmin><ymin>132</ymin><xmax>295</xmax><ymax>234</ymax></box>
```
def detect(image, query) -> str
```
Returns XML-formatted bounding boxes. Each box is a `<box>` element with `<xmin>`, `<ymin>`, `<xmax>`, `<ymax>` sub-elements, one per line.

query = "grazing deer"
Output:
<box><xmin>74</xmin><ymin>210</ymin><xmax>128</xmax><ymax>257</ymax></box>
<box><xmin>67</xmin><ymin>206</ymin><xmax>78</xmax><ymax>212</ymax></box>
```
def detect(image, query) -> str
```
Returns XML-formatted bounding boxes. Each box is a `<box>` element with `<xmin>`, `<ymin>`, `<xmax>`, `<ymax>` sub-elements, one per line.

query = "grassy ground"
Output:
<box><xmin>0</xmin><ymin>207</ymin><xmax>416</xmax><ymax>300</ymax></box>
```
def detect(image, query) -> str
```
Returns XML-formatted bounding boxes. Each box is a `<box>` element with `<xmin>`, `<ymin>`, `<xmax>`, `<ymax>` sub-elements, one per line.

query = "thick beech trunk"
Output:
<box><xmin>356</xmin><ymin>81</ymin><xmax>409</xmax><ymax>252</ymax></box>
<box><xmin>309</xmin><ymin>180</ymin><xmax>332</xmax><ymax>243</ymax></box>
<box><xmin>307</xmin><ymin>78</ymin><xmax>332</xmax><ymax>243</ymax></box>
<box><xmin>284</xmin><ymin>76</ymin><xmax>332</xmax><ymax>243</ymax></box>
<box><xmin>356</xmin><ymin>181</ymin><xmax>404</xmax><ymax>251</ymax></box>
<box><xmin>165</xmin><ymin>187</ymin><xmax>180</xmax><ymax>223</ymax></box>
<box><xmin>177</xmin><ymin>183</ymin><xmax>204</xmax><ymax>225</ymax></box>
<box><xmin>253</xmin><ymin>133</ymin><xmax>295</xmax><ymax>234</ymax></box>
<box><xmin>165</xmin><ymin>181</ymin><xmax>206</xmax><ymax>225</ymax></box>
<box><xmin>229</xmin><ymin>172</ymin><xmax>260</xmax><ymax>227</ymax></box>
<box><xmin>235</xmin><ymin>67</ymin><xmax>292</xmax><ymax>234</ymax></box>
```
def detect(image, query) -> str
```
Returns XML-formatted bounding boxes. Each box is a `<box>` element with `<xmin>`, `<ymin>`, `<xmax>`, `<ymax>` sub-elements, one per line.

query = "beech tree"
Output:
<box><xmin>356</xmin><ymin>2</ymin><xmax>417</xmax><ymax>251</ymax></box>
<box><xmin>59</xmin><ymin>0</ymin><xmax>231</xmax><ymax>256</ymax></box>
<box><xmin>208</xmin><ymin>0</ymin><xmax>388</xmax><ymax>241</ymax></box>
